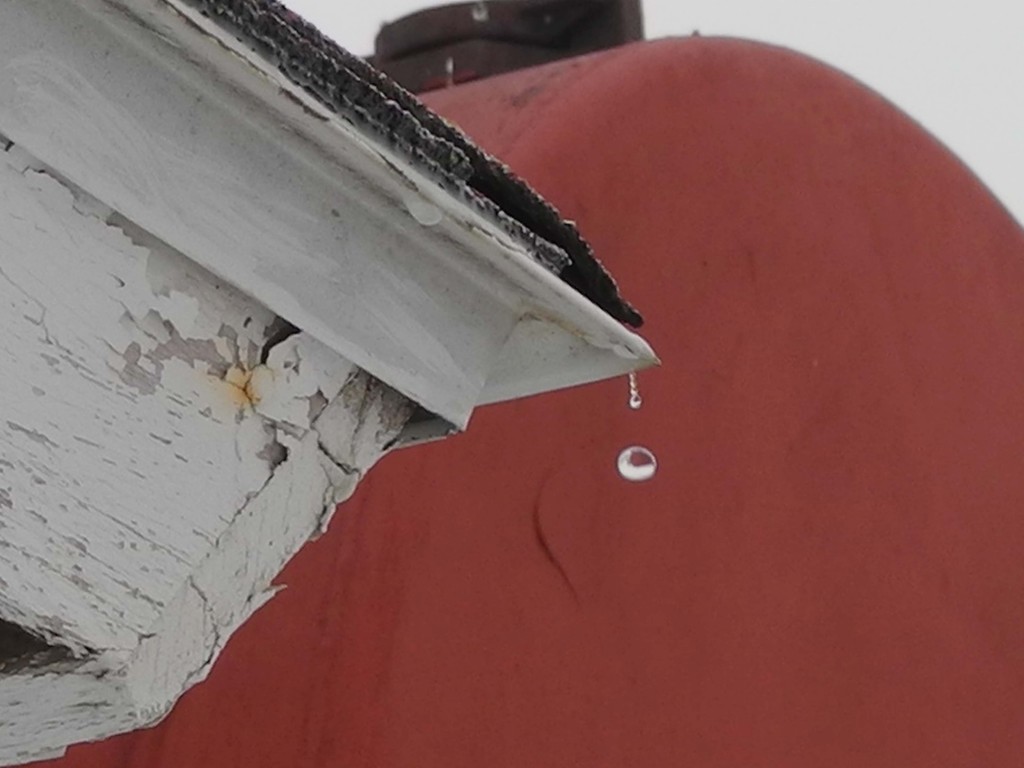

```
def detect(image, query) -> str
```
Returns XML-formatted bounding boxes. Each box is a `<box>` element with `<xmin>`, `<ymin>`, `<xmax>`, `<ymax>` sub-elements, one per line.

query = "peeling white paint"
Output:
<box><xmin>0</xmin><ymin>659</ymin><xmax>137</xmax><ymax>764</ymax></box>
<box><xmin>316</xmin><ymin>372</ymin><xmax>417</xmax><ymax>474</ymax></box>
<box><xmin>0</xmin><ymin>154</ymin><xmax>279</xmax><ymax>653</ymax></box>
<box><xmin>249</xmin><ymin>334</ymin><xmax>356</xmax><ymax>432</ymax></box>
<box><xmin>0</xmin><ymin>141</ymin><xmax>413</xmax><ymax>764</ymax></box>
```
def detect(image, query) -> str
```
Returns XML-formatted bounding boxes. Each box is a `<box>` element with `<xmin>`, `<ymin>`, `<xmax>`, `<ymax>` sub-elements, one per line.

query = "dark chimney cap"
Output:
<box><xmin>370</xmin><ymin>0</ymin><xmax>643</xmax><ymax>93</ymax></box>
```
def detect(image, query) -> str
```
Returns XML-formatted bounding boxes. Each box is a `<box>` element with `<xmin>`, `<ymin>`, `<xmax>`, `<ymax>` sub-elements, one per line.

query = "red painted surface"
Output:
<box><xmin>49</xmin><ymin>38</ymin><xmax>1024</xmax><ymax>767</ymax></box>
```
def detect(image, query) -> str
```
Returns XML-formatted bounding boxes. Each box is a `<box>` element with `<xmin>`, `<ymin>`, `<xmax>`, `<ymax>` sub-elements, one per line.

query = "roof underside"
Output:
<box><xmin>188</xmin><ymin>0</ymin><xmax>643</xmax><ymax>328</ymax></box>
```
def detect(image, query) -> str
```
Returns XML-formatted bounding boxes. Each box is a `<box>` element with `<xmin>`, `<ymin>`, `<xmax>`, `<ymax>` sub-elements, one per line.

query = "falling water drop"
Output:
<box><xmin>617</xmin><ymin>446</ymin><xmax>657</xmax><ymax>482</ymax></box>
<box><xmin>628</xmin><ymin>371</ymin><xmax>642</xmax><ymax>410</ymax></box>
<box><xmin>618</xmin><ymin>372</ymin><xmax>654</xmax><ymax>481</ymax></box>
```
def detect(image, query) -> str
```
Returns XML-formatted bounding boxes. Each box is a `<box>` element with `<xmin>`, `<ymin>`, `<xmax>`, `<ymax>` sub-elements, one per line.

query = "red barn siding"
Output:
<box><xmin>48</xmin><ymin>37</ymin><xmax>1024</xmax><ymax>767</ymax></box>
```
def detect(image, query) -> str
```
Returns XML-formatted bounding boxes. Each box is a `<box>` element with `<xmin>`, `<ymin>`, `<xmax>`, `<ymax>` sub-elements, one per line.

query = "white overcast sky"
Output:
<box><xmin>285</xmin><ymin>0</ymin><xmax>1024</xmax><ymax>226</ymax></box>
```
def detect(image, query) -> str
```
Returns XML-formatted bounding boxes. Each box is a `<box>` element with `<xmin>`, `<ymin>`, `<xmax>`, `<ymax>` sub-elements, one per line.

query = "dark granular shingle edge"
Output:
<box><xmin>186</xmin><ymin>0</ymin><xmax>643</xmax><ymax>328</ymax></box>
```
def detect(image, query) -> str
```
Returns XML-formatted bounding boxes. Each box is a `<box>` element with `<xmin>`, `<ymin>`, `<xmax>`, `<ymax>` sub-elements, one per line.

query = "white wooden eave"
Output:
<box><xmin>0</xmin><ymin>1</ymin><xmax>655</xmax><ymax>764</ymax></box>
<box><xmin>0</xmin><ymin>0</ymin><xmax>655</xmax><ymax>431</ymax></box>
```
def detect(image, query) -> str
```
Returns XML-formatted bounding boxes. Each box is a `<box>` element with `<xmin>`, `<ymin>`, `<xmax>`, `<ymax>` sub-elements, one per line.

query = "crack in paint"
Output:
<box><xmin>4</xmin><ymin>423</ymin><xmax>59</xmax><ymax>451</ymax></box>
<box><xmin>184</xmin><ymin>577</ymin><xmax>219</xmax><ymax>687</ymax></box>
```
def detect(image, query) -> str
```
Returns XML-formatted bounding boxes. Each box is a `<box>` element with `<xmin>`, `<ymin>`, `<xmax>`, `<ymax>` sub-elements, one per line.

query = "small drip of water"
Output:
<box><xmin>617</xmin><ymin>372</ymin><xmax>657</xmax><ymax>482</ymax></box>
<box><xmin>628</xmin><ymin>371</ymin><xmax>642</xmax><ymax>410</ymax></box>
<box><xmin>445</xmin><ymin>56</ymin><xmax>455</xmax><ymax>87</ymax></box>
<box><xmin>617</xmin><ymin>446</ymin><xmax>657</xmax><ymax>482</ymax></box>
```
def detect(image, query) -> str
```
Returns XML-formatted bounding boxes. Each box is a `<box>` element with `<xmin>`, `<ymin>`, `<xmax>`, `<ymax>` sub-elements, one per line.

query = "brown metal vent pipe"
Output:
<box><xmin>369</xmin><ymin>0</ymin><xmax>643</xmax><ymax>93</ymax></box>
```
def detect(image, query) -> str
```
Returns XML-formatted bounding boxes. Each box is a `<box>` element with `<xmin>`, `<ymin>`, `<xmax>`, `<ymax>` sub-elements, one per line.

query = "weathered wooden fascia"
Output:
<box><xmin>0</xmin><ymin>139</ymin><xmax>416</xmax><ymax>765</ymax></box>
<box><xmin>0</xmin><ymin>1</ymin><xmax>654</xmax><ymax>763</ymax></box>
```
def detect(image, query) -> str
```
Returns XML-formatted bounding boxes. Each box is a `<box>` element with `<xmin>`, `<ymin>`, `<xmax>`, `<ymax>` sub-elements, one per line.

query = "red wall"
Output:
<box><xmin>50</xmin><ymin>38</ymin><xmax>1024</xmax><ymax>767</ymax></box>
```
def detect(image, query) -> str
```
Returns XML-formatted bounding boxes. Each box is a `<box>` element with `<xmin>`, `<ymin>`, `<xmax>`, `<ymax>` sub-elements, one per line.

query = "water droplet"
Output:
<box><xmin>628</xmin><ymin>371</ymin><xmax>642</xmax><ymax>410</ymax></box>
<box><xmin>617</xmin><ymin>446</ymin><xmax>657</xmax><ymax>482</ymax></box>
<box><xmin>471</xmin><ymin>2</ymin><xmax>489</xmax><ymax>22</ymax></box>
<box><xmin>405</xmin><ymin>197</ymin><xmax>443</xmax><ymax>227</ymax></box>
